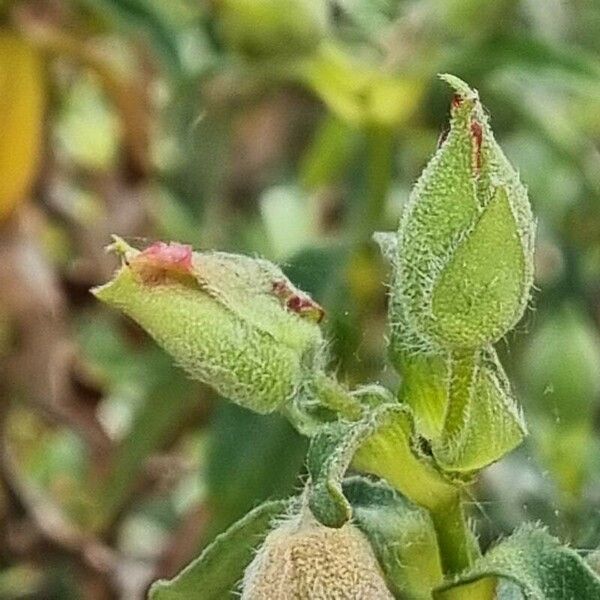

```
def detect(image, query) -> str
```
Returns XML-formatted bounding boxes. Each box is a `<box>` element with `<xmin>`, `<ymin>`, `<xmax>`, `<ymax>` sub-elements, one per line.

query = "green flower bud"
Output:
<box><xmin>392</xmin><ymin>75</ymin><xmax>535</xmax><ymax>353</ymax></box>
<box><xmin>92</xmin><ymin>237</ymin><xmax>325</xmax><ymax>414</ymax></box>
<box><xmin>213</xmin><ymin>0</ymin><xmax>327</xmax><ymax>61</ymax></box>
<box><xmin>241</xmin><ymin>509</ymin><xmax>393</xmax><ymax>599</ymax></box>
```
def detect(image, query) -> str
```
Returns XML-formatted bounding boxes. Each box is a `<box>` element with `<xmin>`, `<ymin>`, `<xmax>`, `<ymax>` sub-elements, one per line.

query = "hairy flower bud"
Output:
<box><xmin>391</xmin><ymin>75</ymin><xmax>535</xmax><ymax>353</ymax></box>
<box><xmin>92</xmin><ymin>237</ymin><xmax>325</xmax><ymax>414</ymax></box>
<box><xmin>241</xmin><ymin>510</ymin><xmax>393</xmax><ymax>599</ymax></box>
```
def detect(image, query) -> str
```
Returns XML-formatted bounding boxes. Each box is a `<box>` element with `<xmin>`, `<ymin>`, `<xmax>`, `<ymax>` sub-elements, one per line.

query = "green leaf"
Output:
<box><xmin>149</xmin><ymin>499</ymin><xmax>291</xmax><ymax>600</ymax></box>
<box><xmin>343</xmin><ymin>476</ymin><xmax>444</xmax><ymax>599</ymax></box>
<box><xmin>435</xmin><ymin>524</ymin><xmax>600</xmax><ymax>600</ymax></box>
<box><xmin>76</xmin><ymin>0</ymin><xmax>183</xmax><ymax>73</ymax></box>
<box><xmin>206</xmin><ymin>404</ymin><xmax>307</xmax><ymax>536</ymax></box>
<box><xmin>306</xmin><ymin>403</ymin><xmax>458</xmax><ymax>529</ymax></box>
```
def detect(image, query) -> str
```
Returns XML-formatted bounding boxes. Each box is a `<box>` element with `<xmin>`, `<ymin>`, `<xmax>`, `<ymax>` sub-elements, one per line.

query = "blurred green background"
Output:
<box><xmin>0</xmin><ymin>0</ymin><xmax>599</xmax><ymax>598</ymax></box>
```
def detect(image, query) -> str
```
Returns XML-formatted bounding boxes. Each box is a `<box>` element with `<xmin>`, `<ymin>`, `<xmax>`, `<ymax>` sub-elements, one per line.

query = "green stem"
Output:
<box><xmin>430</xmin><ymin>493</ymin><xmax>477</xmax><ymax>574</ymax></box>
<box><xmin>283</xmin><ymin>373</ymin><xmax>364</xmax><ymax>435</ymax></box>
<box><xmin>430</xmin><ymin>494</ymin><xmax>496</xmax><ymax>600</ymax></box>
<box><xmin>312</xmin><ymin>373</ymin><xmax>364</xmax><ymax>420</ymax></box>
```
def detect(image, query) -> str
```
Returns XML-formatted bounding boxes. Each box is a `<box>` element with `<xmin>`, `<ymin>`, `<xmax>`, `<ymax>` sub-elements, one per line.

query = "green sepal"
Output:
<box><xmin>434</xmin><ymin>524</ymin><xmax>600</xmax><ymax>600</ymax></box>
<box><xmin>430</xmin><ymin>186</ymin><xmax>528</xmax><ymax>350</ymax></box>
<box><xmin>306</xmin><ymin>403</ymin><xmax>458</xmax><ymax>528</ymax></box>
<box><xmin>149</xmin><ymin>499</ymin><xmax>292</xmax><ymax>600</ymax></box>
<box><xmin>432</xmin><ymin>348</ymin><xmax>526</xmax><ymax>472</ymax></box>
<box><xmin>376</xmin><ymin>231</ymin><xmax>526</xmax><ymax>473</ymax></box>
<box><xmin>343</xmin><ymin>476</ymin><xmax>444</xmax><ymax>600</ymax></box>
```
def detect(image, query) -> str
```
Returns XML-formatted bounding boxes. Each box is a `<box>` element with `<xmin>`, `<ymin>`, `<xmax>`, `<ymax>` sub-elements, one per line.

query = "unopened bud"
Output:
<box><xmin>241</xmin><ymin>510</ymin><xmax>393</xmax><ymax>599</ymax></box>
<box><xmin>92</xmin><ymin>237</ymin><xmax>325</xmax><ymax>414</ymax></box>
<box><xmin>391</xmin><ymin>75</ymin><xmax>535</xmax><ymax>354</ymax></box>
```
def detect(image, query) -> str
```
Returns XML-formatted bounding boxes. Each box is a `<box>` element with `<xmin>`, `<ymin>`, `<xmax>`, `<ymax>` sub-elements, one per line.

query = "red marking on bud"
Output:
<box><xmin>451</xmin><ymin>94</ymin><xmax>463</xmax><ymax>110</ymax></box>
<box><xmin>437</xmin><ymin>127</ymin><xmax>450</xmax><ymax>149</ymax></box>
<box><xmin>136</xmin><ymin>242</ymin><xmax>192</xmax><ymax>273</ymax></box>
<box><xmin>272</xmin><ymin>279</ymin><xmax>325</xmax><ymax>323</ymax></box>
<box><xmin>470</xmin><ymin>120</ymin><xmax>483</xmax><ymax>174</ymax></box>
<box><xmin>134</xmin><ymin>241</ymin><xmax>193</xmax><ymax>279</ymax></box>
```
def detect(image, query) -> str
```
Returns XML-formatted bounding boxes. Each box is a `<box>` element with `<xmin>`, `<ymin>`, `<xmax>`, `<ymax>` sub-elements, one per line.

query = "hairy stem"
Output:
<box><xmin>430</xmin><ymin>493</ymin><xmax>477</xmax><ymax>574</ymax></box>
<box><xmin>430</xmin><ymin>494</ymin><xmax>495</xmax><ymax>599</ymax></box>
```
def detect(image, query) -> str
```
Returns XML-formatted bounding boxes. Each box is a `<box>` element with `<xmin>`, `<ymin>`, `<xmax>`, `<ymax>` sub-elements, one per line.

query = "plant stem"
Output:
<box><xmin>312</xmin><ymin>373</ymin><xmax>364</xmax><ymax>420</ymax></box>
<box><xmin>430</xmin><ymin>494</ymin><xmax>496</xmax><ymax>600</ymax></box>
<box><xmin>430</xmin><ymin>493</ymin><xmax>477</xmax><ymax>574</ymax></box>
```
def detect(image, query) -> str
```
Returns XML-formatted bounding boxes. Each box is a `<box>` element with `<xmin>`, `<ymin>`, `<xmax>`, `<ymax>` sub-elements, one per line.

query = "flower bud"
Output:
<box><xmin>92</xmin><ymin>237</ymin><xmax>325</xmax><ymax>414</ymax></box>
<box><xmin>392</xmin><ymin>75</ymin><xmax>535</xmax><ymax>353</ymax></box>
<box><xmin>213</xmin><ymin>0</ymin><xmax>327</xmax><ymax>61</ymax></box>
<box><xmin>241</xmin><ymin>510</ymin><xmax>393</xmax><ymax>599</ymax></box>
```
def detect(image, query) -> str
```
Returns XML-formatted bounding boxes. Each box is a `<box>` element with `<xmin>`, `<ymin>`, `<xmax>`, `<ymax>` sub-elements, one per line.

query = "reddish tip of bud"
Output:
<box><xmin>137</xmin><ymin>241</ymin><xmax>193</xmax><ymax>274</ymax></box>
<box><xmin>128</xmin><ymin>241</ymin><xmax>194</xmax><ymax>285</ymax></box>
<box><xmin>470</xmin><ymin>120</ymin><xmax>483</xmax><ymax>174</ymax></box>
<box><xmin>451</xmin><ymin>94</ymin><xmax>463</xmax><ymax>109</ymax></box>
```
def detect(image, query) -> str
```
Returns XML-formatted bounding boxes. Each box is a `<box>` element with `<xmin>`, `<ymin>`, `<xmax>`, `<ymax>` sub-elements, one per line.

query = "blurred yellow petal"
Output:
<box><xmin>0</xmin><ymin>32</ymin><xmax>45</xmax><ymax>221</ymax></box>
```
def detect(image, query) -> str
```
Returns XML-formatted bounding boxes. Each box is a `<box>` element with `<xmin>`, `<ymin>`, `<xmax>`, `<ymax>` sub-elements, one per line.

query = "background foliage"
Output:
<box><xmin>0</xmin><ymin>0</ymin><xmax>599</xmax><ymax>598</ymax></box>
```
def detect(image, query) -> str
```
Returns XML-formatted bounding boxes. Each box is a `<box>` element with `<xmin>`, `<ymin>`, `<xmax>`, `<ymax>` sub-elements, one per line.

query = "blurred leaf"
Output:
<box><xmin>0</xmin><ymin>565</ymin><xmax>44</xmax><ymax>598</ymax></box>
<box><xmin>300</xmin><ymin>115</ymin><xmax>360</xmax><ymax>189</ymax></box>
<box><xmin>93</xmin><ymin>361</ymin><xmax>200</xmax><ymax>529</ymax></box>
<box><xmin>521</xmin><ymin>304</ymin><xmax>600</xmax><ymax>503</ymax></box>
<box><xmin>205</xmin><ymin>404</ymin><xmax>307</xmax><ymax>536</ymax></box>
<box><xmin>0</xmin><ymin>33</ymin><xmax>44</xmax><ymax>221</ymax></box>
<box><xmin>76</xmin><ymin>0</ymin><xmax>183</xmax><ymax>73</ymax></box>
<box><xmin>304</xmin><ymin>44</ymin><xmax>424</xmax><ymax>128</ymax></box>
<box><xmin>451</xmin><ymin>34</ymin><xmax>600</xmax><ymax>84</ymax></box>
<box><xmin>259</xmin><ymin>185</ymin><xmax>312</xmax><ymax>259</ymax></box>
<box><xmin>522</xmin><ymin>304</ymin><xmax>600</xmax><ymax>423</ymax></box>
<box><xmin>149</xmin><ymin>498</ymin><xmax>290</xmax><ymax>600</ymax></box>
<box><xmin>435</xmin><ymin>524</ymin><xmax>600</xmax><ymax>599</ymax></box>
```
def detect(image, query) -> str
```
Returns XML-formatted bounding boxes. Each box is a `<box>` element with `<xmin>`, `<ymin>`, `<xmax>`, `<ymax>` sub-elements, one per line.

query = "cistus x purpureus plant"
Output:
<box><xmin>93</xmin><ymin>77</ymin><xmax>600</xmax><ymax>599</ymax></box>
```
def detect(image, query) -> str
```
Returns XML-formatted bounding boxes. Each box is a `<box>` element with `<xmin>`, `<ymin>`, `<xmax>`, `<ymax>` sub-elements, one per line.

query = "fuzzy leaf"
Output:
<box><xmin>307</xmin><ymin>403</ymin><xmax>458</xmax><ymax>528</ymax></box>
<box><xmin>343</xmin><ymin>476</ymin><xmax>444</xmax><ymax>599</ymax></box>
<box><xmin>435</xmin><ymin>524</ymin><xmax>600</xmax><ymax>600</ymax></box>
<box><xmin>149</xmin><ymin>499</ymin><xmax>290</xmax><ymax>600</ymax></box>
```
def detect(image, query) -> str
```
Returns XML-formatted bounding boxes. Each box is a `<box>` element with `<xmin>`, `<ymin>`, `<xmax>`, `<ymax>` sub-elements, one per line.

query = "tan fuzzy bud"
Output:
<box><xmin>242</xmin><ymin>511</ymin><xmax>393</xmax><ymax>599</ymax></box>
